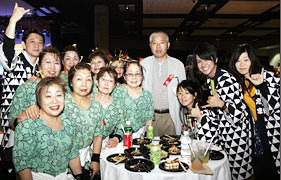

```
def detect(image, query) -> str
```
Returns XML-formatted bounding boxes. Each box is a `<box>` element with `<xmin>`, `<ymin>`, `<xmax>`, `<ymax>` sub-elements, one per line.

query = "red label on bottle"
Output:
<box><xmin>123</xmin><ymin>134</ymin><xmax>132</xmax><ymax>148</ymax></box>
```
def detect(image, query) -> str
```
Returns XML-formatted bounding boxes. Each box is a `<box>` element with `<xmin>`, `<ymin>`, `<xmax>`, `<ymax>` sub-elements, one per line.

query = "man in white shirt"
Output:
<box><xmin>140</xmin><ymin>31</ymin><xmax>186</xmax><ymax>136</ymax></box>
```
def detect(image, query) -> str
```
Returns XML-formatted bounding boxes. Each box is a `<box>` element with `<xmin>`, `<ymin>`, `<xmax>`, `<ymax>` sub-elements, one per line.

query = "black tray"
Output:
<box><xmin>125</xmin><ymin>158</ymin><xmax>154</xmax><ymax>172</ymax></box>
<box><xmin>106</xmin><ymin>153</ymin><xmax>132</xmax><ymax>163</ymax></box>
<box><xmin>132</xmin><ymin>138</ymin><xmax>152</xmax><ymax>145</ymax></box>
<box><xmin>159</xmin><ymin>139</ymin><xmax>181</xmax><ymax>146</ymax></box>
<box><xmin>209</xmin><ymin>150</ymin><xmax>224</xmax><ymax>160</ymax></box>
<box><xmin>124</xmin><ymin>147</ymin><xmax>148</xmax><ymax>156</ymax></box>
<box><xmin>159</xmin><ymin>161</ymin><xmax>189</xmax><ymax>172</ymax></box>
<box><xmin>160</xmin><ymin>135</ymin><xmax>180</xmax><ymax>141</ymax></box>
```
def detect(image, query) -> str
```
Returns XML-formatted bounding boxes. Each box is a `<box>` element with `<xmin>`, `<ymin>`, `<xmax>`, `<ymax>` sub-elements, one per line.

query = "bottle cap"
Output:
<box><xmin>126</xmin><ymin>120</ymin><xmax>131</xmax><ymax>126</ymax></box>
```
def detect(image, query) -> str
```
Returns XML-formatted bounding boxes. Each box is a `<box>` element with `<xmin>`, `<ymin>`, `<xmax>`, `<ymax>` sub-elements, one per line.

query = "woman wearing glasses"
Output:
<box><xmin>229</xmin><ymin>43</ymin><xmax>280</xmax><ymax>180</ymax></box>
<box><xmin>114</xmin><ymin>61</ymin><xmax>154</xmax><ymax>138</ymax></box>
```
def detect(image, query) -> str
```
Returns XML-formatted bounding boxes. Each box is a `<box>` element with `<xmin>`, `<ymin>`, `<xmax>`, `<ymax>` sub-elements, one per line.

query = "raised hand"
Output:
<box><xmin>10</xmin><ymin>3</ymin><xmax>30</xmax><ymax>24</ymax></box>
<box><xmin>202</xmin><ymin>90</ymin><xmax>225</xmax><ymax>109</ymax></box>
<box><xmin>188</xmin><ymin>103</ymin><xmax>203</xmax><ymax>123</ymax></box>
<box><xmin>247</xmin><ymin>68</ymin><xmax>264</xmax><ymax>86</ymax></box>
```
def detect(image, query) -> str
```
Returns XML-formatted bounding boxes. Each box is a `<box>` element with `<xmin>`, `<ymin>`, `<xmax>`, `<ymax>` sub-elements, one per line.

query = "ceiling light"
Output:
<box><xmin>49</xmin><ymin>7</ymin><xmax>60</xmax><ymax>13</ymax></box>
<box><xmin>40</xmin><ymin>7</ymin><xmax>52</xmax><ymax>14</ymax></box>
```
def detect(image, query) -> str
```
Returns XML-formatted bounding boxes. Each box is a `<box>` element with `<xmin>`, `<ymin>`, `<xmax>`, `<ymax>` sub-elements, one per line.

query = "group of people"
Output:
<box><xmin>0</xmin><ymin>3</ymin><xmax>280</xmax><ymax>180</ymax></box>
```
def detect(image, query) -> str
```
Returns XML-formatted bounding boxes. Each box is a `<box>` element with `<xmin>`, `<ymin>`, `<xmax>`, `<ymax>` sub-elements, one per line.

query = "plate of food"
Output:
<box><xmin>106</xmin><ymin>153</ymin><xmax>132</xmax><ymax>163</ymax></box>
<box><xmin>125</xmin><ymin>158</ymin><xmax>154</xmax><ymax>172</ymax></box>
<box><xmin>209</xmin><ymin>150</ymin><xmax>224</xmax><ymax>160</ymax></box>
<box><xmin>164</xmin><ymin>145</ymin><xmax>181</xmax><ymax>155</ymax></box>
<box><xmin>142</xmin><ymin>150</ymin><xmax>169</xmax><ymax>160</ymax></box>
<box><xmin>132</xmin><ymin>137</ymin><xmax>152</xmax><ymax>145</ymax></box>
<box><xmin>159</xmin><ymin>159</ymin><xmax>189</xmax><ymax>172</ymax></box>
<box><xmin>159</xmin><ymin>139</ymin><xmax>181</xmax><ymax>146</ymax></box>
<box><xmin>160</xmin><ymin>134</ymin><xmax>180</xmax><ymax>142</ymax></box>
<box><xmin>124</xmin><ymin>147</ymin><xmax>148</xmax><ymax>156</ymax></box>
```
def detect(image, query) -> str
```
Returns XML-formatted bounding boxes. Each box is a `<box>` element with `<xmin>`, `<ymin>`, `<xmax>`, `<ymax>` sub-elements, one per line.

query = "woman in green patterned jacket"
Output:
<box><xmin>13</xmin><ymin>77</ymin><xmax>82</xmax><ymax>179</ymax></box>
<box><xmin>65</xmin><ymin>62</ymin><xmax>103</xmax><ymax>179</ymax></box>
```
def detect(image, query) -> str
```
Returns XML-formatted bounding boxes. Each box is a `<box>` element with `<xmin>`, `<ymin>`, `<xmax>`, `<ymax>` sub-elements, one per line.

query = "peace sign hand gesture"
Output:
<box><xmin>246</xmin><ymin>68</ymin><xmax>264</xmax><ymax>86</ymax></box>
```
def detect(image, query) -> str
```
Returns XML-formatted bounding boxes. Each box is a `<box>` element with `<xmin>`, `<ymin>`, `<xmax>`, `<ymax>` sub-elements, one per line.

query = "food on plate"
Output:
<box><xmin>164</xmin><ymin>160</ymin><xmax>179</xmax><ymax>170</ymax></box>
<box><xmin>168</xmin><ymin>145</ymin><xmax>180</xmax><ymax>154</ymax></box>
<box><xmin>137</xmin><ymin>137</ymin><xmax>150</xmax><ymax>144</ymax></box>
<box><xmin>161</xmin><ymin>150</ymin><xmax>168</xmax><ymax>159</ymax></box>
<box><xmin>130</xmin><ymin>163</ymin><xmax>137</xmax><ymax>169</ymax></box>
<box><xmin>111</xmin><ymin>154</ymin><xmax>127</xmax><ymax>162</ymax></box>
<box><xmin>161</xmin><ymin>135</ymin><xmax>177</xmax><ymax>143</ymax></box>
<box><xmin>130</xmin><ymin>148</ymin><xmax>141</xmax><ymax>155</ymax></box>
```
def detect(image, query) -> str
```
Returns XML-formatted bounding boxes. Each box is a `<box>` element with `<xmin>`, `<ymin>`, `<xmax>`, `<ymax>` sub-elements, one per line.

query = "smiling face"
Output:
<box><xmin>177</xmin><ymin>87</ymin><xmax>195</xmax><ymax>108</ymax></box>
<box><xmin>124</xmin><ymin>63</ymin><xmax>143</xmax><ymax>88</ymax></box>
<box><xmin>235</xmin><ymin>52</ymin><xmax>251</xmax><ymax>77</ymax></box>
<box><xmin>22</xmin><ymin>33</ymin><xmax>44</xmax><ymax>58</ymax></box>
<box><xmin>97</xmin><ymin>72</ymin><xmax>116</xmax><ymax>95</ymax></box>
<box><xmin>71</xmin><ymin>69</ymin><xmax>93</xmax><ymax>97</ymax></box>
<box><xmin>63</xmin><ymin>50</ymin><xmax>80</xmax><ymax>72</ymax></box>
<box><xmin>196</xmin><ymin>55</ymin><xmax>217</xmax><ymax>78</ymax></box>
<box><xmin>91</xmin><ymin>56</ymin><xmax>106</xmax><ymax>74</ymax></box>
<box><xmin>39</xmin><ymin>53</ymin><xmax>61</xmax><ymax>77</ymax></box>
<box><xmin>149</xmin><ymin>33</ymin><xmax>170</xmax><ymax>60</ymax></box>
<box><xmin>40</xmin><ymin>84</ymin><xmax>65</xmax><ymax>117</ymax></box>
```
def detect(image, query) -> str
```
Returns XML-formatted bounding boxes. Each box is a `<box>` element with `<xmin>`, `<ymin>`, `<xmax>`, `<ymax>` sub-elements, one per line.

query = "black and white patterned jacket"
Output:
<box><xmin>253</xmin><ymin>70</ymin><xmax>280</xmax><ymax>174</ymax></box>
<box><xmin>209</xmin><ymin>68</ymin><xmax>253</xmax><ymax>180</ymax></box>
<box><xmin>0</xmin><ymin>36</ymin><xmax>38</xmax><ymax>145</ymax></box>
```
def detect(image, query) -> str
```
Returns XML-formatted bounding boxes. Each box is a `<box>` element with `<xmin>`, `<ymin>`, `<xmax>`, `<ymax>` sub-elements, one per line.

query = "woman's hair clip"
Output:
<box><xmin>91</xmin><ymin>47</ymin><xmax>99</xmax><ymax>53</ymax></box>
<box><xmin>38</xmin><ymin>70</ymin><xmax>45</xmax><ymax>78</ymax></box>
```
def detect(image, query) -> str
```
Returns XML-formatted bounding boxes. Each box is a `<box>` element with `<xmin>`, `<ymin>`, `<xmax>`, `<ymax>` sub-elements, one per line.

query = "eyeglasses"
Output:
<box><xmin>125</xmin><ymin>73</ymin><xmax>142</xmax><ymax>78</ymax></box>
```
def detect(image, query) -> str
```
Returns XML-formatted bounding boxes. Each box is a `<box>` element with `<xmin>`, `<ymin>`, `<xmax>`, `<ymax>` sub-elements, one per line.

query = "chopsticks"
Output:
<box><xmin>164</xmin><ymin>134</ymin><xmax>176</xmax><ymax>140</ymax></box>
<box><xmin>115</xmin><ymin>157</ymin><xmax>127</xmax><ymax>165</ymax></box>
<box><xmin>176</xmin><ymin>158</ymin><xmax>187</xmax><ymax>172</ymax></box>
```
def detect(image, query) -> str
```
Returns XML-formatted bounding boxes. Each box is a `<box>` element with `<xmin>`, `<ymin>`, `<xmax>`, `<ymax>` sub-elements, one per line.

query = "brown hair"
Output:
<box><xmin>36</xmin><ymin>77</ymin><xmax>66</xmax><ymax>108</ymax></box>
<box><xmin>87</xmin><ymin>50</ymin><xmax>109</xmax><ymax>64</ymax></box>
<box><xmin>96</xmin><ymin>66</ymin><xmax>118</xmax><ymax>84</ymax></box>
<box><xmin>124</xmin><ymin>60</ymin><xmax>143</xmax><ymax>75</ymax></box>
<box><xmin>68</xmin><ymin>62</ymin><xmax>93</xmax><ymax>92</ymax></box>
<box><xmin>38</xmin><ymin>46</ymin><xmax>61</xmax><ymax>66</ymax></box>
<box><xmin>61</xmin><ymin>45</ymin><xmax>80</xmax><ymax>62</ymax></box>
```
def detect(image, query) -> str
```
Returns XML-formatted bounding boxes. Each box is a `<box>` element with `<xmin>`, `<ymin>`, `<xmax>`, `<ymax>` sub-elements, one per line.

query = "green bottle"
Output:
<box><xmin>146</xmin><ymin>125</ymin><xmax>154</xmax><ymax>140</ymax></box>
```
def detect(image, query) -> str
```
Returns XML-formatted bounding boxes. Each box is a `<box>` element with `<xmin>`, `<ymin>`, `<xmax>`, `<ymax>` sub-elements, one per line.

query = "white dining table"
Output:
<box><xmin>100</xmin><ymin>139</ymin><xmax>231</xmax><ymax>180</ymax></box>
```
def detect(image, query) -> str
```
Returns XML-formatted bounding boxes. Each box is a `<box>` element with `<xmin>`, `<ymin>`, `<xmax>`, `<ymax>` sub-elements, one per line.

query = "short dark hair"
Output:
<box><xmin>61</xmin><ymin>45</ymin><xmax>80</xmax><ymax>62</ymax></box>
<box><xmin>193</xmin><ymin>42</ymin><xmax>217</xmax><ymax>70</ymax></box>
<box><xmin>36</xmin><ymin>77</ymin><xmax>66</xmax><ymax>108</ymax></box>
<box><xmin>87</xmin><ymin>50</ymin><xmax>109</xmax><ymax>64</ymax></box>
<box><xmin>22</xmin><ymin>29</ymin><xmax>45</xmax><ymax>44</ymax></box>
<box><xmin>68</xmin><ymin>62</ymin><xmax>93</xmax><ymax>92</ymax></box>
<box><xmin>96</xmin><ymin>66</ymin><xmax>118</xmax><ymax>85</ymax></box>
<box><xmin>38</xmin><ymin>46</ymin><xmax>61</xmax><ymax>66</ymax></box>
